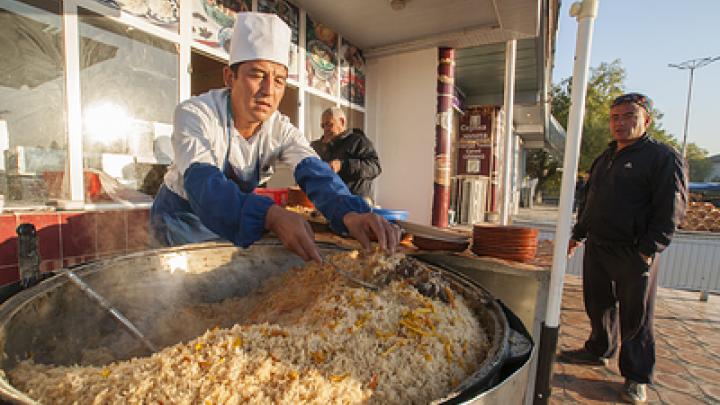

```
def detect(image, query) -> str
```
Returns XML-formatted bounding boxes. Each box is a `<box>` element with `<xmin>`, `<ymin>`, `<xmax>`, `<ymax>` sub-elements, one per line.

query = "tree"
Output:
<box><xmin>686</xmin><ymin>143</ymin><xmax>712</xmax><ymax>181</ymax></box>
<box><xmin>550</xmin><ymin>59</ymin><xmax>711</xmax><ymax>183</ymax></box>
<box><xmin>552</xmin><ymin>60</ymin><xmax>625</xmax><ymax>172</ymax></box>
<box><xmin>525</xmin><ymin>149</ymin><xmax>559</xmax><ymax>192</ymax></box>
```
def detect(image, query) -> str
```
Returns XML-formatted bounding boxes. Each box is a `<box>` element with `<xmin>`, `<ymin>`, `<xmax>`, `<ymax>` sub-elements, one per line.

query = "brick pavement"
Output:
<box><xmin>551</xmin><ymin>275</ymin><xmax>720</xmax><ymax>404</ymax></box>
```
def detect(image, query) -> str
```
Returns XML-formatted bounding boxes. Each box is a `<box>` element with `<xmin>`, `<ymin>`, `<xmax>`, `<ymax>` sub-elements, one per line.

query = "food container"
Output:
<box><xmin>371</xmin><ymin>208</ymin><xmax>408</xmax><ymax>222</ymax></box>
<box><xmin>0</xmin><ymin>241</ymin><xmax>532</xmax><ymax>404</ymax></box>
<box><xmin>254</xmin><ymin>187</ymin><xmax>289</xmax><ymax>206</ymax></box>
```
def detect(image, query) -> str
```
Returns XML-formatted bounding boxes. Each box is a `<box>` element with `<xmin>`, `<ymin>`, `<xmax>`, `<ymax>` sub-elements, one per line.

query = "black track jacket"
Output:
<box><xmin>572</xmin><ymin>134</ymin><xmax>688</xmax><ymax>257</ymax></box>
<box><xmin>310</xmin><ymin>129</ymin><xmax>381</xmax><ymax>199</ymax></box>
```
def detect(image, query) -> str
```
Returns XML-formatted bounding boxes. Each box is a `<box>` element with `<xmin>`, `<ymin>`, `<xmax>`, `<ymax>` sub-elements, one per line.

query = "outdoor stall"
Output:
<box><xmin>0</xmin><ymin>0</ymin><xmax>562</xmax><ymax>403</ymax></box>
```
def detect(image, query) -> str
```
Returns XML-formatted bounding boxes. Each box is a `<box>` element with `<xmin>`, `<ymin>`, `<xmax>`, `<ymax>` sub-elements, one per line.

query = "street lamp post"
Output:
<box><xmin>668</xmin><ymin>56</ymin><xmax>720</xmax><ymax>158</ymax></box>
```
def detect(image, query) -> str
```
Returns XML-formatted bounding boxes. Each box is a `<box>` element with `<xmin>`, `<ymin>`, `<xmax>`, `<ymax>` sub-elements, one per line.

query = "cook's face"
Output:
<box><xmin>321</xmin><ymin>113</ymin><xmax>344</xmax><ymax>137</ymax></box>
<box><xmin>224</xmin><ymin>60</ymin><xmax>287</xmax><ymax>126</ymax></box>
<box><xmin>609</xmin><ymin>103</ymin><xmax>650</xmax><ymax>144</ymax></box>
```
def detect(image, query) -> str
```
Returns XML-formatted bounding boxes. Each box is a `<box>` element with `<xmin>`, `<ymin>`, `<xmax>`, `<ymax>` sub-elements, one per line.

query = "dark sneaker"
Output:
<box><xmin>620</xmin><ymin>380</ymin><xmax>647</xmax><ymax>404</ymax></box>
<box><xmin>556</xmin><ymin>348</ymin><xmax>609</xmax><ymax>366</ymax></box>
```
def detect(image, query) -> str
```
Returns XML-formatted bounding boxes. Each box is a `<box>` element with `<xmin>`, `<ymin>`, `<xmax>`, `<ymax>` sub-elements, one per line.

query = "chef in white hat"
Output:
<box><xmin>151</xmin><ymin>12</ymin><xmax>399</xmax><ymax>261</ymax></box>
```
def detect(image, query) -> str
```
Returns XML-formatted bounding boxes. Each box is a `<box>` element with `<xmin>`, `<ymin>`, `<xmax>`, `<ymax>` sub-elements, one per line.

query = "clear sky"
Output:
<box><xmin>552</xmin><ymin>0</ymin><xmax>720</xmax><ymax>156</ymax></box>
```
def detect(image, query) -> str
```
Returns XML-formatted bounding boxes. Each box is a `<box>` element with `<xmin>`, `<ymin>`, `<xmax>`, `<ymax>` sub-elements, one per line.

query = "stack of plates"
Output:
<box><xmin>412</xmin><ymin>234</ymin><xmax>469</xmax><ymax>252</ymax></box>
<box><xmin>472</xmin><ymin>225</ymin><xmax>539</xmax><ymax>263</ymax></box>
<box><xmin>395</xmin><ymin>220</ymin><xmax>470</xmax><ymax>252</ymax></box>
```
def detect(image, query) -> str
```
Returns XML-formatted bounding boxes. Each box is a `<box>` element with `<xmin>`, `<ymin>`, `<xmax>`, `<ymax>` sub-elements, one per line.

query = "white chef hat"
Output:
<box><xmin>229</xmin><ymin>12</ymin><xmax>291</xmax><ymax>68</ymax></box>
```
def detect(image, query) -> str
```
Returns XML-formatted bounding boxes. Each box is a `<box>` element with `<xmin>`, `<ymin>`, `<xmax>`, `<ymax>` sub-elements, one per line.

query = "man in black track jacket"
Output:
<box><xmin>559</xmin><ymin>93</ymin><xmax>688</xmax><ymax>404</ymax></box>
<box><xmin>311</xmin><ymin>107</ymin><xmax>381</xmax><ymax>203</ymax></box>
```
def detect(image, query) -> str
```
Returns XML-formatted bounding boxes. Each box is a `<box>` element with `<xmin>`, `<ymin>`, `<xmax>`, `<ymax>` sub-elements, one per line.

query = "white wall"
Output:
<box><xmin>366</xmin><ymin>48</ymin><xmax>437</xmax><ymax>224</ymax></box>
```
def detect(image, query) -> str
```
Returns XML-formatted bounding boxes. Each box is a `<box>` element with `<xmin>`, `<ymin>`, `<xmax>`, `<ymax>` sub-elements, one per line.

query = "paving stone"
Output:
<box><xmin>700</xmin><ymin>384</ymin><xmax>720</xmax><ymax>402</ymax></box>
<box><xmin>555</xmin><ymin>274</ymin><xmax>719</xmax><ymax>405</ymax></box>
<box><xmin>654</xmin><ymin>345</ymin><xmax>676</xmax><ymax>359</ymax></box>
<box><xmin>676</xmin><ymin>350</ymin><xmax>720</xmax><ymax>368</ymax></box>
<box><xmin>653</xmin><ymin>371</ymin><xmax>698</xmax><ymax>395</ymax></box>
<box><xmin>654</xmin><ymin>357</ymin><xmax>686</xmax><ymax>374</ymax></box>
<box><xmin>645</xmin><ymin>385</ymin><xmax>661</xmax><ymax>403</ymax></box>
<box><xmin>685</xmin><ymin>365</ymin><xmax>720</xmax><ymax>383</ymax></box>
<box><xmin>658</xmin><ymin>389</ymin><xmax>708</xmax><ymax>405</ymax></box>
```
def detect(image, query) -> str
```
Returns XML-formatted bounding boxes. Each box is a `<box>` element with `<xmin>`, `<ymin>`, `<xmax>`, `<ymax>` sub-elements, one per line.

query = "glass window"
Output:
<box><xmin>79</xmin><ymin>8</ymin><xmax>178</xmax><ymax>202</ymax></box>
<box><xmin>90</xmin><ymin>0</ymin><xmax>180</xmax><ymax>33</ymax></box>
<box><xmin>0</xmin><ymin>0</ymin><xmax>68</xmax><ymax>207</ymax></box>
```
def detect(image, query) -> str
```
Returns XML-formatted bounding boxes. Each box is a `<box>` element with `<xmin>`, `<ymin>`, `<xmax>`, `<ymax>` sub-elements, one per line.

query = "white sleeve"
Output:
<box><xmin>171</xmin><ymin>100</ymin><xmax>221</xmax><ymax>176</ymax></box>
<box><xmin>278</xmin><ymin>119</ymin><xmax>320</xmax><ymax>170</ymax></box>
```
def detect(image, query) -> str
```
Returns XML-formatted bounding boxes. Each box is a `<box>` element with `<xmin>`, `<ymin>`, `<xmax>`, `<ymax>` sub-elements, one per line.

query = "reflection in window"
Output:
<box><xmin>79</xmin><ymin>9</ymin><xmax>178</xmax><ymax>202</ymax></box>
<box><xmin>0</xmin><ymin>0</ymin><xmax>67</xmax><ymax>206</ymax></box>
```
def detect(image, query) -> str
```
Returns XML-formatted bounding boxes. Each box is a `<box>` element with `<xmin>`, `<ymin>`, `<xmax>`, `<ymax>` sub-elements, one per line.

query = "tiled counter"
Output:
<box><xmin>0</xmin><ymin>209</ymin><xmax>151</xmax><ymax>298</ymax></box>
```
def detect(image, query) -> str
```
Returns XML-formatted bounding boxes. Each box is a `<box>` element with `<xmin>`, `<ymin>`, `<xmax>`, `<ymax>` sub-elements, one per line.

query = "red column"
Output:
<box><xmin>432</xmin><ymin>48</ymin><xmax>455</xmax><ymax>228</ymax></box>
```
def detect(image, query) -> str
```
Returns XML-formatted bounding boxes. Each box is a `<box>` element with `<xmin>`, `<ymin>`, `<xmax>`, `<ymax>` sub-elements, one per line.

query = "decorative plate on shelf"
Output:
<box><xmin>146</xmin><ymin>0</ymin><xmax>179</xmax><ymax>25</ymax></box>
<box><xmin>117</xmin><ymin>0</ymin><xmax>149</xmax><ymax>16</ymax></box>
<box><xmin>202</xmin><ymin>0</ymin><xmax>236</xmax><ymax>28</ymax></box>
<box><xmin>307</xmin><ymin>40</ymin><xmax>337</xmax><ymax>81</ymax></box>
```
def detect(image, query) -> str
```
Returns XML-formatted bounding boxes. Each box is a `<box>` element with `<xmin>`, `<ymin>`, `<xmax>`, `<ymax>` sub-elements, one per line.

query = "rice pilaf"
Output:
<box><xmin>9</xmin><ymin>250</ymin><xmax>489</xmax><ymax>404</ymax></box>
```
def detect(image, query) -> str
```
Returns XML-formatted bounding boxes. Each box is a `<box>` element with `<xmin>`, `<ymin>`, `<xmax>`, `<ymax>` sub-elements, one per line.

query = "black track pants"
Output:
<box><xmin>581</xmin><ymin>239</ymin><xmax>659</xmax><ymax>384</ymax></box>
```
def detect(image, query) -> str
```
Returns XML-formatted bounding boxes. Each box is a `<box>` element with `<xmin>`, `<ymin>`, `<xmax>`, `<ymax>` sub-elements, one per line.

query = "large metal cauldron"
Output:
<box><xmin>0</xmin><ymin>241</ymin><xmax>528</xmax><ymax>404</ymax></box>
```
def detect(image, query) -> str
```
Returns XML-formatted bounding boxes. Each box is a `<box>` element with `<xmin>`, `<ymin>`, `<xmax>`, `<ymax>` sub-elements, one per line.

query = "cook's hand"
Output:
<box><xmin>329</xmin><ymin>159</ymin><xmax>342</xmax><ymax>173</ymax></box>
<box><xmin>343</xmin><ymin>212</ymin><xmax>402</xmax><ymax>252</ymax></box>
<box><xmin>265</xmin><ymin>205</ymin><xmax>321</xmax><ymax>262</ymax></box>
<box><xmin>567</xmin><ymin>239</ymin><xmax>582</xmax><ymax>257</ymax></box>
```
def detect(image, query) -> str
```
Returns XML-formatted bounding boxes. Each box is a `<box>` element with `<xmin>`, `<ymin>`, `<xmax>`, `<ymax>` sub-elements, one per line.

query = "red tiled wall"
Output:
<box><xmin>0</xmin><ymin>215</ymin><xmax>19</xmax><ymax>286</ymax></box>
<box><xmin>96</xmin><ymin>210</ymin><xmax>128</xmax><ymax>258</ymax></box>
<box><xmin>127</xmin><ymin>209</ymin><xmax>151</xmax><ymax>251</ymax></box>
<box><xmin>0</xmin><ymin>208</ymin><xmax>151</xmax><ymax>286</ymax></box>
<box><xmin>61</xmin><ymin>212</ymin><xmax>97</xmax><ymax>267</ymax></box>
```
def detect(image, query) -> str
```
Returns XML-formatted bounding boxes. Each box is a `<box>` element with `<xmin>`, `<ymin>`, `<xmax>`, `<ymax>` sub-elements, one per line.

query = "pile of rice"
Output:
<box><xmin>9</xmin><ymin>250</ymin><xmax>488</xmax><ymax>404</ymax></box>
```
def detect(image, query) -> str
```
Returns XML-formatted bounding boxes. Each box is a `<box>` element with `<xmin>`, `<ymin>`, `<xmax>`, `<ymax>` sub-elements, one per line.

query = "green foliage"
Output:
<box><xmin>686</xmin><ymin>143</ymin><xmax>712</xmax><ymax>181</ymax></box>
<box><xmin>525</xmin><ymin>149</ymin><xmax>559</xmax><ymax>193</ymax></box>
<box><xmin>552</xmin><ymin>60</ymin><xmax>625</xmax><ymax>171</ymax></box>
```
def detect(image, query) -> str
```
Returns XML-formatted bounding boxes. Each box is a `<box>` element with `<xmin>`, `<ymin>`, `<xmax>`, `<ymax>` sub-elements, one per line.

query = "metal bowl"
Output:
<box><xmin>0</xmin><ymin>241</ymin><xmax>510</xmax><ymax>404</ymax></box>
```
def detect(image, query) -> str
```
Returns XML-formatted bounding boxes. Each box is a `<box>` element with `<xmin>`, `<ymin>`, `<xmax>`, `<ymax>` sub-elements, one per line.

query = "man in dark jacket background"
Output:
<box><xmin>559</xmin><ymin>93</ymin><xmax>688</xmax><ymax>404</ymax></box>
<box><xmin>311</xmin><ymin>107</ymin><xmax>381</xmax><ymax>204</ymax></box>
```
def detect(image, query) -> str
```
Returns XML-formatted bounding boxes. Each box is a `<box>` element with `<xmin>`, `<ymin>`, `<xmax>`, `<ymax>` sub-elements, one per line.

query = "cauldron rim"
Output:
<box><xmin>0</xmin><ymin>240</ymin><xmax>510</xmax><ymax>405</ymax></box>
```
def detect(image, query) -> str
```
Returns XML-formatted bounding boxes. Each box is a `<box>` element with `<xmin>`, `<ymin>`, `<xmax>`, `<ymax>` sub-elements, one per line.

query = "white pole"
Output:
<box><xmin>63</xmin><ymin>0</ymin><xmax>85</xmax><ymax>205</ymax></box>
<box><xmin>500</xmin><ymin>39</ymin><xmax>517</xmax><ymax>225</ymax></box>
<box><xmin>534</xmin><ymin>1</ymin><xmax>599</xmax><ymax>403</ymax></box>
<box><xmin>547</xmin><ymin>0</ymin><xmax>597</xmax><ymax>333</ymax></box>
<box><xmin>680</xmin><ymin>68</ymin><xmax>694</xmax><ymax>158</ymax></box>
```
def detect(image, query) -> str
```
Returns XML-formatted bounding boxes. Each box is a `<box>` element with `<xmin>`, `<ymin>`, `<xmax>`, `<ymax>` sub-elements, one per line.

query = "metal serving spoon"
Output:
<box><xmin>64</xmin><ymin>270</ymin><xmax>158</xmax><ymax>354</ymax></box>
<box><xmin>333</xmin><ymin>266</ymin><xmax>380</xmax><ymax>291</ymax></box>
